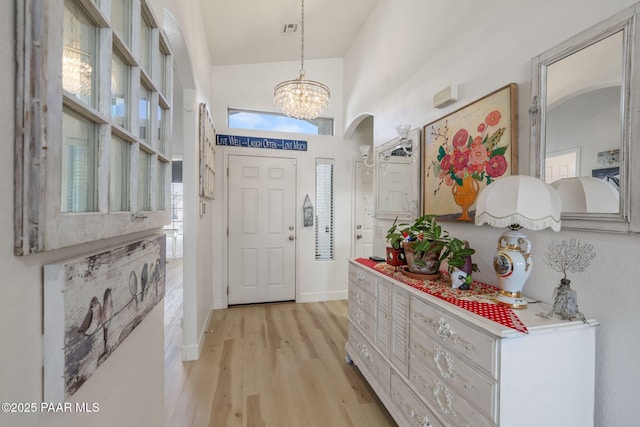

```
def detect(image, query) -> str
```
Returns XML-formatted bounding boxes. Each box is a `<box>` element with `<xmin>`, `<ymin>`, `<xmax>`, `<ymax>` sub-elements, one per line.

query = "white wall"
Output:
<box><xmin>151</xmin><ymin>0</ymin><xmax>216</xmax><ymax>360</ymax></box>
<box><xmin>0</xmin><ymin>0</ymin><xmax>214</xmax><ymax>426</ymax></box>
<box><xmin>345</xmin><ymin>0</ymin><xmax>640</xmax><ymax>425</ymax></box>
<box><xmin>210</xmin><ymin>58</ymin><xmax>354</xmax><ymax>305</ymax></box>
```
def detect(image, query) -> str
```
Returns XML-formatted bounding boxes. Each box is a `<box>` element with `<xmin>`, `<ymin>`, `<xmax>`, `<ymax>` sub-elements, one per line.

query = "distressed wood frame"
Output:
<box><xmin>44</xmin><ymin>234</ymin><xmax>166</xmax><ymax>402</ymax></box>
<box><xmin>530</xmin><ymin>3</ymin><xmax>640</xmax><ymax>233</ymax></box>
<box><xmin>14</xmin><ymin>0</ymin><xmax>173</xmax><ymax>255</ymax></box>
<box><xmin>199</xmin><ymin>103</ymin><xmax>216</xmax><ymax>199</ymax></box>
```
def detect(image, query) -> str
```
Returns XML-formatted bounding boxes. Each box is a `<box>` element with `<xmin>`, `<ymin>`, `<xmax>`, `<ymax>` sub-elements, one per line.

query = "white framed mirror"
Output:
<box><xmin>530</xmin><ymin>3</ymin><xmax>640</xmax><ymax>233</ymax></box>
<box><xmin>374</xmin><ymin>127</ymin><xmax>422</xmax><ymax>220</ymax></box>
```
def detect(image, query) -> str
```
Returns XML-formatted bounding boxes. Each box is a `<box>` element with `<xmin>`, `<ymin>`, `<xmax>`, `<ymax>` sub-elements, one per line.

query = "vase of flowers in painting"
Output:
<box><xmin>432</xmin><ymin>110</ymin><xmax>509</xmax><ymax>221</ymax></box>
<box><xmin>451</xmin><ymin>176</ymin><xmax>480</xmax><ymax>221</ymax></box>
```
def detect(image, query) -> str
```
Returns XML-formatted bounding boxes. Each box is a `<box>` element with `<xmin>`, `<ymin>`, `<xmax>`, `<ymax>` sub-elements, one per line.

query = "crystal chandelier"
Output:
<box><xmin>274</xmin><ymin>0</ymin><xmax>330</xmax><ymax>120</ymax></box>
<box><xmin>62</xmin><ymin>6</ymin><xmax>92</xmax><ymax>97</ymax></box>
<box><xmin>63</xmin><ymin>43</ymin><xmax>93</xmax><ymax>96</ymax></box>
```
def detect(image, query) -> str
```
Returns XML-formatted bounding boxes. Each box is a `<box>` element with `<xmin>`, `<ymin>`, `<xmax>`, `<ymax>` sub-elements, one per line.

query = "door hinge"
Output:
<box><xmin>227</xmin><ymin>226</ymin><xmax>229</xmax><ymax>236</ymax></box>
<box><xmin>227</xmin><ymin>167</ymin><xmax>229</xmax><ymax>177</ymax></box>
<box><xmin>226</xmin><ymin>286</ymin><xmax>229</xmax><ymax>295</ymax></box>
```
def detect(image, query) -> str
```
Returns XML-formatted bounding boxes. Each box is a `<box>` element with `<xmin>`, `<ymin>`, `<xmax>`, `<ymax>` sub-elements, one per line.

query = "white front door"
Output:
<box><xmin>354</xmin><ymin>161</ymin><xmax>374</xmax><ymax>258</ymax></box>
<box><xmin>228</xmin><ymin>155</ymin><xmax>297</xmax><ymax>305</ymax></box>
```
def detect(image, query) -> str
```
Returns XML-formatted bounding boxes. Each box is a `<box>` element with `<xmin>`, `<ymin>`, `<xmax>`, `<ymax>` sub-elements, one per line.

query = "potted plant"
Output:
<box><xmin>446</xmin><ymin>238</ymin><xmax>479</xmax><ymax>289</ymax></box>
<box><xmin>400</xmin><ymin>214</ymin><xmax>450</xmax><ymax>276</ymax></box>
<box><xmin>385</xmin><ymin>217</ymin><xmax>407</xmax><ymax>266</ymax></box>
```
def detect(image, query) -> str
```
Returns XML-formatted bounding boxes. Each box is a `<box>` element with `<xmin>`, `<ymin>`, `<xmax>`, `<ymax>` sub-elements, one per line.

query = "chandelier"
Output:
<box><xmin>63</xmin><ymin>43</ymin><xmax>93</xmax><ymax>96</ymax></box>
<box><xmin>274</xmin><ymin>0</ymin><xmax>330</xmax><ymax>120</ymax></box>
<box><xmin>62</xmin><ymin>5</ymin><xmax>93</xmax><ymax>97</ymax></box>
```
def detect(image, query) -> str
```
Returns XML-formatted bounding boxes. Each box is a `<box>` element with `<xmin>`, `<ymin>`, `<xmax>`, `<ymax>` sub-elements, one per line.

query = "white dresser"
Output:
<box><xmin>345</xmin><ymin>260</ymin><xmax>598</xmax><ymax>427</ymax></box>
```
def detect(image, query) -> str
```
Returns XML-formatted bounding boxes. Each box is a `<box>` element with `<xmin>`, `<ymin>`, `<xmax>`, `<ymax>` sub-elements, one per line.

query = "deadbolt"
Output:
<box><xmin>289</xmin><ymin>235</ymin><xmax>295</xmax><ymax>241</ymax></box>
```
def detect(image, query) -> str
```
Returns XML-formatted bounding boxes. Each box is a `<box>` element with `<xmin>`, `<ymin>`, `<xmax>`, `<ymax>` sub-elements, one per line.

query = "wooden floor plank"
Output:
<box><xmin>164</xmin><ymin>259</ymin><xmax>396</xmax><ymax>427</ymax></box>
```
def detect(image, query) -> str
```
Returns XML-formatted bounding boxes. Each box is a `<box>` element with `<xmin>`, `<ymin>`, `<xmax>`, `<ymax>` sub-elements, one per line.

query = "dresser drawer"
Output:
<box><xmin>390</xmin><ymin>370</ymin><xmax>442</xmax><ymax>427</ymax></box>
<box><xmin>348</xmin><ymin>284</ymin><xmax>376</xmax><ymax>318</ymax></box>
<box><xmin>409</xmin><ymin>356</ymin><xmax>493</xmax><ymax>427</ymax></box>
<box><xmin>410</xmin><ymin>325</ymin><xmax>497</xmax><ymax>422</ymax></box>
<box><xmin>348</xmin><ymin>323</ymin><xmax>390</xmax><ymax>394</ymax></box>
<box><xmin>410</xmin><ymin>297</ymin><xmax>497</xmax><ymax>377</ymax></box>
<box><xmin>348</xmin><ymin>263</ymin><xmax>377</xmax><ymax>296</ymax></box>
<box><xmin>348</xmin><ymin>303</ymin><xmax>376</xmax><ymax>341</ymax></box>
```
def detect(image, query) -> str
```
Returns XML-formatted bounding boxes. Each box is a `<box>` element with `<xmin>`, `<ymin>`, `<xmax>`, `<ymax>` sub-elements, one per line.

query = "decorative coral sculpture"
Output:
<box><xmin>539</xmin><ymin>238</ymin><xmax>595</xmax><ymax>322</ymax></box>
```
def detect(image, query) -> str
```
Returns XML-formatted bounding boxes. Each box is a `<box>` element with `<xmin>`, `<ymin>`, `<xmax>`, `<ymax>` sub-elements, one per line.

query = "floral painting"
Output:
<box><xmin>423</xmin><ymin>83</ymin><xmax>518</xmax><ymax>221</ymax></box>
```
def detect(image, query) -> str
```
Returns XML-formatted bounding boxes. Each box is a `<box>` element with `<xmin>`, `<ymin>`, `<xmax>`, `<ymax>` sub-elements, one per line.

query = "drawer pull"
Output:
<box><xmin>356</xmin><ymin>341</ymin><xmax>370</xmax><ymax>361</ymax></box>
<box><xmin>391</xmin><ymin>390</ymin><xmax>432</xmax><ymax>427</ymax></box>
<box><xmin>414</xmin><ymin>314</ymin><xmax>475</xmax><ymax>352</ymax></box>
<box><xmin>348</xmin><ymin>291</ymin><xmax>371</xmax><ymax>312</ymax></box>
<box><xmin>356</xmin><ymin>270</ymin><xmax>370</xmax><ymax>286</ymax></box>
<box><xmin>433</xmin><ymin>346</ymin><xmax>475</xmax><ymax>391</ymax></box>
<box><xmin>412</xmin><ymin>343</ymin><xmax>476</xmax><ymax>392</ymax></box>
<box><xmin>355</xmin><ymin>292</ymin><xmax>370</xmax><ymax>309</ymax></box>
<box><xmin>433</xmin><ymin>379</ymin><xmax>455</xmax><ymax>415</ymax></box>
<box><xmin>411</xmin><ymin>374</ymin><xmax>471</xmax><ymax>426</ymax></box>
<box><xmin>354</xmin><ymin>311</ymin><xmax>365</xmax><ymax>327</ymax></box>
<box><xmin>355</xmin><ymin>341</ymin><xmax>386</xmax><ymax>377</ymax></box>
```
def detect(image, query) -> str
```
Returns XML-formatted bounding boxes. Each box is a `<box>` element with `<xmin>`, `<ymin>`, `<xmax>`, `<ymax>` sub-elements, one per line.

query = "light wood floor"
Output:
<box><xmin>164</xmin><ymin>259</ymin><xmax>396</xmax><ymax>427</ymax></box>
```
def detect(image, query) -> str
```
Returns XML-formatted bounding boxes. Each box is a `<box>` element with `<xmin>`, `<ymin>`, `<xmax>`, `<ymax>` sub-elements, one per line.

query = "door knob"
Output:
<box><xmin>356</xmin><ymin>234</ymin><xmax>363</xmax><ymax>239</ymax></box>
<box><xmin>289</xmin><ymin>235</ymin><xmax>295</xmax><ymax>241</ymax></box>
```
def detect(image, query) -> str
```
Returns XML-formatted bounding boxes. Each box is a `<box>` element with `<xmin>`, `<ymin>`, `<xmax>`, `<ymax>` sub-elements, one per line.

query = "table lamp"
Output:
<box><xmin>551</xmin><ymin>176</ymin><xmax>619</xmax><ymax>213</ymax></box>
<box><xmin>475</xmin><ymin>175</ymin><xmax>561</xmax><ymax>309</ymax></box>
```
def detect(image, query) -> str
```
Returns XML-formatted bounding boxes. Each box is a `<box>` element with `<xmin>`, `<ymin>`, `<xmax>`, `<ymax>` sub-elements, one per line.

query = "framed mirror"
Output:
<box><xmin>530</xmin><ymin>3</ymin><xmax>640</xmax><ymax>233</ymax></box>
<box><xmin>374</xmin><ymin>128</ymin><xmax>422</xmax><ymax>220</ymax></box>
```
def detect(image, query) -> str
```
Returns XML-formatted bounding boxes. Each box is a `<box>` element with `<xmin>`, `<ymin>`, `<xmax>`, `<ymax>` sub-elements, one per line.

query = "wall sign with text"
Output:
<box><xmin>216</xmin><ymin>134</ymin><xmax>307</xmax><ymax>151</ymax></box>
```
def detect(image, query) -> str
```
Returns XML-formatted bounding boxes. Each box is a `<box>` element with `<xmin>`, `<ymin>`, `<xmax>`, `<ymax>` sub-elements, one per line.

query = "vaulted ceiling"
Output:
<box><xmin>198</xmin><ymin>0</ymin><xmax>379</xmax><ymax>65</ymax></box>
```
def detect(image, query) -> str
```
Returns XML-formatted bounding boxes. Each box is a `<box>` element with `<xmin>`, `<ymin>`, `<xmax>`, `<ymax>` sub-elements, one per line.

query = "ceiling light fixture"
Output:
<box><xmin>274</xmin><ymin>0</ymin><xmax>330</xmax><ymax>120</ymax></box>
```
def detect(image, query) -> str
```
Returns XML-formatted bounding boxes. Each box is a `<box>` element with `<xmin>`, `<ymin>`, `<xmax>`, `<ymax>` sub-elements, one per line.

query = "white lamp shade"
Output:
<box><xmin>396</xmin><ymin>124</ymin><xmax>411</xmax><ymax>139</ymax></box>
<box><xmin>551</xmin><ymin>176</ymin><xmax>619</xmax><ymax>213</ymax></box>
<box><xmin>475</xmin><ymin>175</ymin><xmax>561</xmax><ymax>231</ymax></box>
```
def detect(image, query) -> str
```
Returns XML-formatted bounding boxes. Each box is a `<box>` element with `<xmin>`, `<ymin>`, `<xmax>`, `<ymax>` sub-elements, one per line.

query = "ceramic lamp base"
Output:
<box><xmin>493</xmin><ymin>229</ymin><xmax>533</xmax><ymax>310</ymax></box>
<box><xmin>494</xmin><ymin>290</ymin><xmax>528</xmax><ymax>309</ymax></box>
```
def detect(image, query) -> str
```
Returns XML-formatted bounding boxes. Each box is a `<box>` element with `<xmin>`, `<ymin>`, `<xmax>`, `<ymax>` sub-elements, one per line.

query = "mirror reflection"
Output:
<box><xmin>374</xmin><ymin>128</ymin><xmax>421</xmax><ymax>220</ymax></box>
<box><xmin>543</xmin><ymin>31</ymin><xmax>623</xmax><ymax>214</ymax></box>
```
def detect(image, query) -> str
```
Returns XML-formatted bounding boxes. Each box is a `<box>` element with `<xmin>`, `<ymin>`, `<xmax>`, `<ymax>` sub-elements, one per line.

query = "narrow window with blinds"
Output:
<box><xmin>315</xmin><ymin>159</ymin><xmax>335</xmax><ymax>260</ymax></box>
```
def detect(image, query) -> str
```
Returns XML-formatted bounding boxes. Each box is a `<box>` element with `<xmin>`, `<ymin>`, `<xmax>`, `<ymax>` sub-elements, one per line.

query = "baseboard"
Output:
<box><xmin>213</xmin><ymin>297</ymin><xmax>227</xmax><ymax>310</ymax></box>
<box><xmin>298</xmin><ymin>290</ymin><xmax>348</xmax><ymax>303</ymax></box>
<box><xmin>181</xmin><ymin>300</ymin><xmax>215</xmax><ymax>361</ymax></box>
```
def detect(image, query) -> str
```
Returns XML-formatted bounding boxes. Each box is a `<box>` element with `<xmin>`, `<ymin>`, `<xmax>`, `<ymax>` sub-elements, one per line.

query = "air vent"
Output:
<box><xmin>281</xmin><ymin>23</ymin><xmax>298</xmax><ymax>35</ymax></box>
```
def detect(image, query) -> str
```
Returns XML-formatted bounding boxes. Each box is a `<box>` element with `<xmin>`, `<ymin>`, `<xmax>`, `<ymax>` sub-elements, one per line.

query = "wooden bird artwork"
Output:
<box><xmin>101</xmin><ymin>288</ymin><xmax>113</xmax><ymax>352</ymax></box>
<box><xmin>140</xmin><ymin>263</ymin><xmax>148</xmax><ymax>301</ymax></box>
<box><xmin>78</xmin><ymin>288</ymin><xmax>114</xmax><ymax>354</ymax></box>
<box><xmin>129</xmin><ymin>270</ymin><xmax>138</xmax><ymax>306</ymax></box>
<box><xmin>153</xmin><ymin>259</ymin><xmax>161</xmax><ymax>296</ymax></box>
<box><xmin>78</xmin><ymin>297</ymin><xmax>102</xmax><ymax>336</ymax></box>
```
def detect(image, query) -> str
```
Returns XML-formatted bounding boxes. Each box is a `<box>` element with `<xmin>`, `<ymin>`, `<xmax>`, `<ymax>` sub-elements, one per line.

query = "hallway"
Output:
<box><xmin>163</xmin><ymin>259</ymin><xmax>395</xmax><ymax>426</ymax></box>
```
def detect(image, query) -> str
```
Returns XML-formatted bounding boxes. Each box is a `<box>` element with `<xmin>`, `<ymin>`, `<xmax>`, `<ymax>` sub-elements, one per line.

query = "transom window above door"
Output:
<box><xmin>228</xmin><ymin>108</ymin><xmax>334</xmax><ymax>136</ymax></box>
